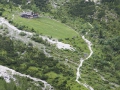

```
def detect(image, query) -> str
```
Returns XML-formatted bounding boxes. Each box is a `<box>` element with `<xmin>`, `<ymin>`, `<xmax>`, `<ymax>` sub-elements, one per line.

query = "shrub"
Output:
<box><xmin>3</xmin><ymin>29</ymin><xmax>9</xmax><ymax>35</ymax></box>
<box><xmin>0</xmin><ymin>8</ymin><xmax>5</xmax><ymax>11</ymax></box>
<box><xmin>19</xmin><ymin>32</ymin><xmax>26</xmax><ymax>36</ymax></box>
<box><xmin>5</xmin><ymin>17</ymin><xmax>7</xmax><ymax>19</ymax></box>
<box><xmin>58</xmin><ymin>38</ymin><xmax>63</xmax><ymax>41</ymax></box>
<box><xmin>65</xmin><ymin>38</ymin><xmax>69</xmax><ymax>40</ymax></box>
<box><xmin>28</xmin><ymin>42</ymin><xmax>33</xmax><ymax>46</ymax></box>
<box><xmin>61</xmin><ymin>18</ymin><xmax>67</xmax><ymax>23</ymax></box>
<box><xmin>0</xmin><ymin>11</ymin><xmax>2</xmax><ymax>16</ymax></box>
<box><xmin>31</xmin><ymin>28</ymin><xmax>35</xmax><ymax>32</ymax></box>
<box><xmin>9</xmin><ymin>20</ymin><xmax>13</xmax><ymax>24</ymax></box>
<box><xmin>31</xmin><ymin>36</ymin><xmax>44</xmax><ymax>43</ymax></box>
<box><xmin>0</xmin><ymin>25</ymin><xmax>3</xmax><ymax>29</ymax></box>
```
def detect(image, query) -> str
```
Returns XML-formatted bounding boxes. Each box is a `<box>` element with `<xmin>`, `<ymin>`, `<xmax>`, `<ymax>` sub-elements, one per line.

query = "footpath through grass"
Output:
<box><xmin>13</xmin><ymin>15</ymin><xmax>78</xmax><ymax>39</ymax></box>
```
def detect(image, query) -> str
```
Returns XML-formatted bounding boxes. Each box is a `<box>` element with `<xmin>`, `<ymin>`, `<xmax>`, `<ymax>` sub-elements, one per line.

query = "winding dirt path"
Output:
<box><xmin>76</xmin><ymin>35</ymin><xmax>94</xmax><ymax>90</ymax></box>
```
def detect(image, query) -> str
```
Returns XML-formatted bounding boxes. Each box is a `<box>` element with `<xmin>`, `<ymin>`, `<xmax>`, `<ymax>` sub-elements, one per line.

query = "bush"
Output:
<box><xmin>19</xmin><ymin>32</ymin><xmax>26</xmax><ymax>36</ymax></box>
<box><xmin>28</xmin><ymin>42</ymin><xmax>33</xmax><ymax>46</ymax></box>
<box><xmin>0</xmin><ymin>11</ymin><xmax>2</xmax><ymax>16</ymax></box>
<box><xmin>58</xmin><ymin>38</ymin><xmax>63</xmax><ymax>41</ymax></box>
<box><xmin>5</xmin><ymin>17</ymin><xmax>7</xmax><ymax>19</ymax></box>
<box><xmin>0</xmin><ymin>8</ymin><xmax>5</xmax><ymax>11</ymax></box>
<box><xmin>9</xmin><ymin>20</ymin><xmax>13</xmax><ymax>24</ymax></box>
<box><xmin>61</xmin><ymin>18</ymin><xmax>67</xmax><ymax>23</ymax></box>
<box><xmin>18</xmin><ymin>25</ymin><xmax>26</xmax><ymax>30</ymax></box>
<box><xmin>31</xmin><ymin>36</ymin><xmax>44</xmax><ymax>43</ymax></box>
<box><xmin>65</xmin><ymin>38</ymin><xmax>69</xmax><ymax>40</ymax></box>
<box><xmin>0</xmin><ymin>25</ymin><xmax>3</xmax><ymax>29</ymax></box>
<box><xmin>31</xmin><ymin>28</ymin><xmax>35</xmax><ymax>32</ymax></box>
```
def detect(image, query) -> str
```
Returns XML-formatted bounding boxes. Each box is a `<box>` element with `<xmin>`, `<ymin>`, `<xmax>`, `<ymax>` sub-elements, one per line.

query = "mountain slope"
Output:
<box><xmin>0</xmin><ymin>0</ymin><xmax>120</xmax><ymax>90</ymax></box>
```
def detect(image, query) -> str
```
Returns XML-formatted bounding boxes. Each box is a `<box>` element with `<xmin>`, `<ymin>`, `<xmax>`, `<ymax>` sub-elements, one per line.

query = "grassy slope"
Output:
<box><xmin>12</xmin><ymin>15</ymin><xmax>78</xmax><ymax>39</ymax></box>
<box><xmin>1</xmin><ymin>3</ymin><xmax>78</xmax><ymax>39</ymax></box>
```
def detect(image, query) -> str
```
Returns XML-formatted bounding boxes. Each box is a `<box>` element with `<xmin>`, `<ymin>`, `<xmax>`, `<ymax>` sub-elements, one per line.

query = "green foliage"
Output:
<box><xmin>0</xmin><ymin>25</ymin><xmax>3</xmax><ymax>29</ymax></box>
<box><xmin>0</xmin><ymin>11</ymin><xmax>2</xmax><ymax>16</ymax></box>
<box><xmin>98</xmin><ymin>11</ymin><xmax>105</xmax><ymax>19</ymax></box>
<box><xmin>0</xmin><ymin>35</ymin><xmax>87</xmax><ymax>90</ymax></box>
<box><xmin>19</xmin><ymin>32</ymin><xmax>26</xmax><ymax>36</ymax></box>
<box><xmin>101</xmin><ymin>0</ymin><xmax>120</xmax><ymax>15</ymax></box>
<box><xmin>69</xmin><ymin>0</ymin><xmax>96</xmax><ymax>18</ymax></box>
<box><xmin>10</xmin><ymin>0</ymin><xmax>22</xmax><ymax>4</ymax></box>
<box><xmin>0</xmin><ymin>76</ymin><xmax>43</xmax><ymax>90</ymax></box>
<box><xmin>34</xmin><ymin>0</ymin><xmax>49</xmax><ymax>11</ymax></box>
<box><xmin>31</xmin><ymin>35</ymin><xmax>46</xmax><ymax>44</ymax></box>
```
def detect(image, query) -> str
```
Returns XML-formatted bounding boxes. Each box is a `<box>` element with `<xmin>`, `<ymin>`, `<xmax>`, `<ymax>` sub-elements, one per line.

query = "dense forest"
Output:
<box><xmin>0</xmin><ymin>0</ymin><xmax>120</xmax><ymax>90</ymax></box>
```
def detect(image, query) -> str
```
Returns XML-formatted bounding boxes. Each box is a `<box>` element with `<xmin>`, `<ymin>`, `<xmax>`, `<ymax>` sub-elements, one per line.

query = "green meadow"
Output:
<box><xmin>2</xmin><ymin>9</ymin><xmax>89</xmax><ymax>53</ymax></box>
<box><xmin>13</xmin><ymin>15</ymin><xmax>78</xmax><ymax>39</ymax></box>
